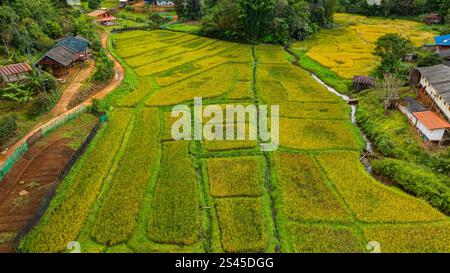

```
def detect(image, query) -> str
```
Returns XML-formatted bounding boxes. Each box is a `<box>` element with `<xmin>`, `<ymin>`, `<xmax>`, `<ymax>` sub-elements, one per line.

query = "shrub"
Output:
<box><xmin>0</xmin><ymin>114</ymin><xmax>18</xmax><ymax>147</ymax></box>
<box><xmin>372</xmin><ymin>159</ymin><xmax>450</xmax><ymax>215</ymax></box>
<box><xmin>27</xmin><ymin>91</ymin><xmax>59</xmax><ymax>118</ymax></box>
<box><xmin>92</xmin><ymin>50</ymin><xmax>114</xmax><ymax>83</ymax></box>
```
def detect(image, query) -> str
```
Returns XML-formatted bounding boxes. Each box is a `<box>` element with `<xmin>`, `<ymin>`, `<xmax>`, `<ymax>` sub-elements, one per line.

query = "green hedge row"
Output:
<box><xmin>373</xmin><ymin>158</ymin><xmax>450</xmax><ymax>215</ymax></box>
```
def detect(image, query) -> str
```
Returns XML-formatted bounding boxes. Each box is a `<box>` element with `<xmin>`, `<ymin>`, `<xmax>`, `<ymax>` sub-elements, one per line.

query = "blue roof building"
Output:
<box><xmin>57</xmin><ymin>36</ymin><xmax>89</xmax><ymax>53</ymax></box>
<box><xmin>434</xmin><ymin>34</ymin><xmax>450</xmax><ymax>47</ymax></box>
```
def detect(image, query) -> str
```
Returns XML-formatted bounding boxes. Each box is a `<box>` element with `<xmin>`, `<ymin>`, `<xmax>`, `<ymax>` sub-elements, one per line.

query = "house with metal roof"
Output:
<box><xmin>434</xmin><ymin>34</ymin><xmax>450</xmax><ymax>60</ymax></box>
<box><xmin>87</xmin><ymin>10</ymin><xmax>117</xmax><ymax>26</ymax></box>
<box><xmin>410</xmin><ymin>64</ymin><xmax>450</xmax><ymax>122</ymax></box>
<box><xmin>57</xmin><ymin>36</ymin><xmax>89</xmax><ymax>61</ymax></box>
<box><xmin>413</xmin><ymin>111</ymin><xmax>450</xmax><ymax>143</ymax></box>
<box><xmin>35</xmin><ymin>45</ymin><xmax>78</xmax><ymax>76</ymax></box>
<box><xmin>0</xmin><ymin>63</ymin><xmax>32</xmax><ymax>84</ymax></box>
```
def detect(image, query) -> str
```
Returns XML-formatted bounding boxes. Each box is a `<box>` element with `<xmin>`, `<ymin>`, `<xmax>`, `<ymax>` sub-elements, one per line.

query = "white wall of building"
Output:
<box><xmin>415</xmin><ymin>120</ymin><xmax>446</xmax><ymax>141</ymax></box>
<box><xmin>420</xmin><ymin>76</ymin><xmax>450</xmax><ymax>121</ymax></box>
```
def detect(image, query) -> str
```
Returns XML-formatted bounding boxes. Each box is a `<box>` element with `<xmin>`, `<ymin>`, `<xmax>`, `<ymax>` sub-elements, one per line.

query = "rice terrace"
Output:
<box><xmin>15</xmin><ymin>29</ymin><xmax>450</xmax><ymax>253</ymax></box>
<box><xmin>1</xmin><ymin>0</ymin><xmax>450</xmax><ymax>256</ymax></box>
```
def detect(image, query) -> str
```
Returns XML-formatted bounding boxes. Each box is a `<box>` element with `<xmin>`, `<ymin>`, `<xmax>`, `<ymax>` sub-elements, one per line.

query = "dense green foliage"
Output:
<box><xmin>357</xmin><ymin>90</ymin><xmax>450</xmax><ymax>175</ymax></box>
<box><xmin>0</xmin><ymin>0</ymin><xmax>100</xmax><ymax>61</ymax></box>
<box><xmin>92</xmin><ymin>50</ymin><xmax>114</xmax><ymax>83</ymax></box>
<box><xmin>26</xmin><ymin>90</ymin><xmax>59</xmax><ymax>118</ymax></box>
<box><xmin>373</xmin><ymin>159</ymin><xmax>450</xmax><ymax>215</ymax></box>
<box><xmin>201</xmin><ymin>0</ymin><xmax>337</xmax><ymax>44</ymax></box>
<box><xmin>372</xmin><ymin>33</ymin><xmax>414</xmax><ymax>77</ymax></box>
<box><xmin>0</xmin><ymin>113</ymin><xmax>18</xmax><ymax>147</ymax></box>
<box><xmin>339</xmin><ymin>0</ymin><xmax>450</xmax><ymax>21</ymax></box>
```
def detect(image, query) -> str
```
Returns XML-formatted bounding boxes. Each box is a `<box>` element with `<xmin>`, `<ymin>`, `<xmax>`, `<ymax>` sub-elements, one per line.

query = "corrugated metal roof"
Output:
<box><xmin>352</xmin><ymin>75</ymin><xmax>375</xmax><ymax>85</ymax></box>
<box><xmin>96</xmin><ymin>16</ymin><xmax>117</xmax><ymax>22</ymax></box>
<box><xmin>415</xmin><ymin>64</ymin><xmax>450</xmax><ymax>101</ymax></box>
<box><xmin>0</xmin><ymin>63</ymin><xmax>32</xmax><ymax>76</ymax></box>
<box><xmin>435</xmin><ymin>34</ymin><xmax>450</xmax><ymax>46</ymax></box>
<box><xmin>57</xmin><ymin>36</ymin><xmax>88</xmax><ymax>52</ymax></box>
<box><xmin>403</xmin><ymin>97</ymin><xmax>427</xmax><ymax>113</ymax></box>
<box><xmin>36</xmin><ymin>45</ymin><xmax>77</xmax><ymax>67</ymax></box>
<box><xmin>88</xmin><ymin>10</ymin><xmax>108</xmax><ymax>17</ymax></box>
<box><xmin>413</xmin><ymin>111</ymin><xmax>450</xmax><ymax>130</ymax></box>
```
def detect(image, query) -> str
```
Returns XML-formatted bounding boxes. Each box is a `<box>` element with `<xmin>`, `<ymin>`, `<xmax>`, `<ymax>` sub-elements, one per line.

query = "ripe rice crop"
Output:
<box><xmin>215</xmin><ymin>198</ymin><xmax>270</xmax><ymax>252</ymax></box>
<box><xmin>279</xmin><ymin>118</ymin><xmax>363</xmax><ymax>151</ymax></box>
<box><xmin>228</xmin><ymin>81</ymin><xmax>253</xmax><ymax>100</ymax></box>
<box><xmin>147</xmin><ymin>141</ymin><xmax>200</xmax><ymax>245</ymax></box>
<box><xmin>315</xmin><ymin>151</ymin><xmax>446</xmax><ymax>223</ymax></box>
<box><xmin>273</xmin><ymin>152</ymin><xmax>350</xmax><ymax>222</ymax></box>
<box><xmin>90</xmin><ymin>108</ymin><xmax>160</xmax><ymax>246</ymax></box>
<box><xmin>287</xmin><ymin>223</ymin><xmax>364</xmax><ymax>253</ymax></box>
<box><xmin>20</xmin><ymin>109</ymin><xmax>133</xmax><ymax>252</ymax></box>
<box><xmin>146</xmin><ymin>64</ymin><xmax>237</xmax><ymax>106</ymax></box>
<box><xmin>294</xmin><ymin>13</ymin><xmax>436</xmax><ymax>78</ymax></box>
<box><xmin>217</xmin><ymin>45</ymin><xmax>253</xmax><ymax>63</ymax></box>
<box><xmin>135</xmin><ymin>42</ymin><xmax>236</xmax><ymax>76</ymax></box>
<box><xmin>155</xmin><ymin>56</ymin><xmax>226</xmax><ymax>87</ymax></box>
<box><xmin>206</xmin><ymin>156</ymin><xmax>264</xmax><ymax>197</ymax></box>
<box><xmin>278</xmin><ymin>102</ymin><xmax>349</xmax><ymax>119</ymax></box>
<box><xmin>362</xmin><ymin>222</ymin><xmax>450</xmax><ymax>252</ymax></box>
<box><xmin>257</xmin><ymin>65</ymin><xmax>340</xmax><ymax>102</ymax></box>
<box><xmin>117</xmin><ymin>77</ymin><xmax>153</xmax><ymax>107</ymax></box>
<box><xmin>254</xmin><ymin>45</ymin><xmax>290</xmax><ymax>64</ymax></box>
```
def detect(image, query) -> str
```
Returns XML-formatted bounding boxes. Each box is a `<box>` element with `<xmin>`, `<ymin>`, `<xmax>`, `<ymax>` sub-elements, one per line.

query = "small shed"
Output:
<box><xmin>352</xmin><ymin>75</ymin><xmax>375</xmax><ymax>92</ymax></box>
<box><xmin>0</xmin><ymin>63</ymin><xmax>32</xmax><ymax>84</ymax></box>
<box><xmin>425</xmin><ymin>14</ymin><xmax>441</xmax><ymax>25</ymax></box>
<box><xmin>413</xmin><ymin>111</ymin><xmax>450</xmax><ymax>143</ymax></box>
<box><xmin>35</xmin><ymin>45</ymin><xmax>78</xmax><ymax>76</ymax></box>
<box><xmin>87</xmin><ymin>9</ymin><xmax>117</xmax><ymax>26</ymax></box>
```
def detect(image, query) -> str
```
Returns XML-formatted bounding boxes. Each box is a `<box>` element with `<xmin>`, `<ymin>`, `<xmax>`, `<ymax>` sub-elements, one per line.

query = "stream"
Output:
<box><xmin>309</xmin><ymin>73</ymin><xmax>374</xmax><ymax>173</ymax></box>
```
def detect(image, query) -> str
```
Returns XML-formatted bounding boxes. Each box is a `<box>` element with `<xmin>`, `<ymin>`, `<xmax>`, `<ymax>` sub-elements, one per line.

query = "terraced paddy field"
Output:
<box><xmin>293</xmin><ymin>13</ymin><xmax>437</xmax><ymax>79</ymax></box>
<box><xmin>19</xmin><ymin>30</ymin><xmax>450</xmax><ymax>253</ymax></box>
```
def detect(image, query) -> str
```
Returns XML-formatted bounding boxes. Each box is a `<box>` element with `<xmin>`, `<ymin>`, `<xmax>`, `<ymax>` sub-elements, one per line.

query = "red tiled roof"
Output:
<box><xmin>96</xmin><ymin>16</ymin><xmax>117</xmax><ymax>22</ymax></box>
<box><xmin>88</xmin><ymin>10</ymin><xmax>108</xmax><ymax>17</ymax></box>
<box><xmin>413</xmin><ymin>111</ymin><xmax>450</xmax><ymax>130</ymax></box>
<box><xmin>0</xmin><ymin>63</ymin><xmax>32</xmax><ymax>76</ymax></box>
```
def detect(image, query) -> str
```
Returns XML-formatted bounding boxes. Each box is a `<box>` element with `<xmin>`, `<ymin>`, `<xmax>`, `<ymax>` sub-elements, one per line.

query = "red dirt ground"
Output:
<box><xmin>0</xmin><ymin>115</ymin><xmax>97</xmax><ymax>253</ymax></box>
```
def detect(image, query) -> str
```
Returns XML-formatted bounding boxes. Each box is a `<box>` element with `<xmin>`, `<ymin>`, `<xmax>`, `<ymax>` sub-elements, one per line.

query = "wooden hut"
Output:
<box><xmin>35</xmin><ymin>45</ymin><xmax>78</xmax><ymax>77</ymax></box>
<box><xmin>352</xmin><ymin>75</ymin><xmax>375</xmax><ymax>92</ymax></box>
<box><xmin>425</xmin><ymin>14</ymin><xmax>442</xmax><ymax>25</ymax></box>
<box><xmin>0</xmin><ymin>63</ymin><xmax>32</xmax><ymax>84</ymax></box>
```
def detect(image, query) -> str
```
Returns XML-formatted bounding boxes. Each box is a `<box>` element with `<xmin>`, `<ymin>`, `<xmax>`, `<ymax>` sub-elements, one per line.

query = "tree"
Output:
<box><xmin>88</xmin><ymin>0</ymin><xmax>101</xmax><ymax>9</ymax></box>
<box><xmin>373</xmin><ymin>33</ymin><xmax>414</xmax><ymax>75</ymax></box>
<box><xmin>375</xmin><ymin>74</ymin><xmax>402</xmax><ymax>111</ymax></box>
<box><xmin>187</xmin><ymin>0</ymin><xmax>202</xmax><ymax>20</ymax></box>
<box><xmin>237</xmin><ymin>0</ymin><xmax>275</xmax><ymax>41</ymax></box>
<box><xmin>417</xmin><ymin>52</ymin><xmax>443</xmax><ymax>67</ymax></box>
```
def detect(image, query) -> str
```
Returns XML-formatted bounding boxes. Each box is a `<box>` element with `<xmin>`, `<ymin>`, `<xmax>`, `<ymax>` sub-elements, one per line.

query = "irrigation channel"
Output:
<box><xmin>308</xmin><ymin>73</ymin><xmax>375</xmax><ymax>173</ymax></box>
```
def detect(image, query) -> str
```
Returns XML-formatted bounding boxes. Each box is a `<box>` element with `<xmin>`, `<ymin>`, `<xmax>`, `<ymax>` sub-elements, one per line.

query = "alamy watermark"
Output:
<box><xmin>170</xmin><ymin>97</ymin><xmax>279</xmax><ymax>151</ymax></box>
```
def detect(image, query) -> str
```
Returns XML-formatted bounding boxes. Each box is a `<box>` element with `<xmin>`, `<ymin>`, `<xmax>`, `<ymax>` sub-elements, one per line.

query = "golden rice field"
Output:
<box><xmin>19</xmin><ymin>30</ymin><xmax>450</xmax><ymax>253</ymax></box>
<box><xmin>293</xmin><ymin>13</ymin><xmax>437</xmax><ymax>79</ymax></box>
